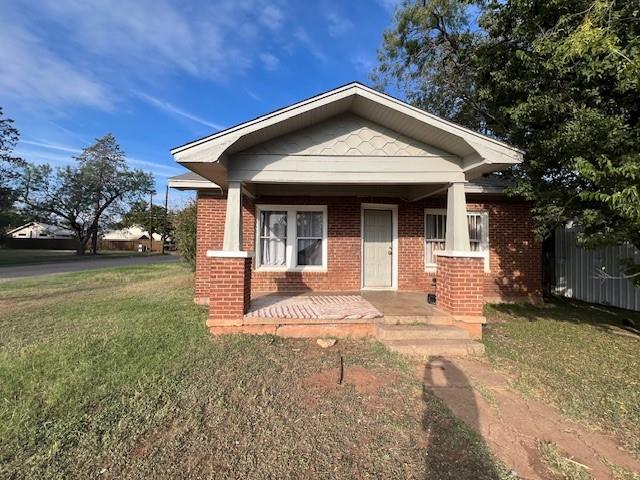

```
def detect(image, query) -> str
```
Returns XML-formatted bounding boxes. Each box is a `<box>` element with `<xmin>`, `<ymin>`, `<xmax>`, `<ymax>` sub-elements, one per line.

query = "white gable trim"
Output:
<box><xmin>171</xmin><ymin>82</ymin><xmax>523</xmax><ymax>187</ymax></box>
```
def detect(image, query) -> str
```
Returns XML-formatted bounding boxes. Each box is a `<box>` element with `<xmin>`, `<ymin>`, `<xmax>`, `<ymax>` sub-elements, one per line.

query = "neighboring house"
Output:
<box><xmin>7</xmin><ymin>222</ymin><xmax>74</xmax><ymax>239</ymax></box>
<box><xmin>101</xmin><ymin>226</ymin><xmax>163</xmax><ymax>252</ymax></box>
<box><xmin>102</xmin><ymin>226</ymin><xmax>162</xmax><ymax>242</ymax></box>
<box><xmin>168</xmin><ymin>82</ymin><xmax>542</xmax><ymax>340</ymax></box>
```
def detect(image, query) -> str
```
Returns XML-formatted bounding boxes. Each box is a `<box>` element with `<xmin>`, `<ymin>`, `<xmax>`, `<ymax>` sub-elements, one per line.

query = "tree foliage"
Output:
<box><xmin>0</xmin><ymin>107</ymin><xmax>26</xmax><ymax>231</ymax></box>
<box><xmin>119</xmin><ymin>200</ymin><xmax>173</xmax><ymax>242</ymax></box>
<box><xmin>376</xmin><ymin>0</ymin><xmax>640</xmax><ymax>282</ymax></box>
<box><xmin>172</xmin><ymin>201</ymin><xmax>197</xmax><ymax>270</ymax></box>
<box><xmin>17</xmin><ymin>134</ymin><xmax>154</xmax><ymax>254</ymax></box>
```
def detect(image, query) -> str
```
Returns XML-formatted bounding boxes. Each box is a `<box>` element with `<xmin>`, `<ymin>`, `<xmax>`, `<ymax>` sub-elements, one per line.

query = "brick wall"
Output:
<box><xmin>194</xmin><ymin>192</ymin><xmax>542</xmax><ymax>302</ymax></box>
<box><xmin>208</xmin><ymin>256</ymin><xmax>252</xmax><ymax>321</ymax></box>
<box><xmin>195</xmin><ymin>192</ymin><xmax>226</xmax><ymax>303</ymax></box>
<box><xmin>247</xmin><ymin>196</ymin><xmax>362</xmax><ymax>292</ymax></box>
<box><xmin>436</xmin><ymin>255</ymin><xmax>485</xmax><ymax>316</ymax></box>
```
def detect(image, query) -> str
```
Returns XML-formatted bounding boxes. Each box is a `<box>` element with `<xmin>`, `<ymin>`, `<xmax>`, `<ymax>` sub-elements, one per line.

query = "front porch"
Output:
<box><xmin>208</xmin><ymin>292</ymin><xmax>485</xmax><ymax>355</ymax></box>
<box><xmin>170</xmin><ymin>84</ymin><xmax>528</xmax><ymax>345</ymax></box>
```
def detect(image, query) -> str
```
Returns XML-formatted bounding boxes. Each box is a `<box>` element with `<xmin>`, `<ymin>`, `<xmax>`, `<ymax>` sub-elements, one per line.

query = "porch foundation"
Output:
<box><xmin>207</xmin><ymin>253</ymin><xmax>252</xmax><ymax>326</ymax></box>
<box><xmin>435</xmin><ymin>253</ymin><xmax>486</xmax><ymax>338</ymax></box>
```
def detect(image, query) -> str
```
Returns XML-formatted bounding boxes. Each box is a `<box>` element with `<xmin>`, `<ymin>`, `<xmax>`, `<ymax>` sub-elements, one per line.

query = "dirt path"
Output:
<box><xmin>418</xmin><ymin>357</ymin><xmax>640</xmax><ymax>480</ymax></box>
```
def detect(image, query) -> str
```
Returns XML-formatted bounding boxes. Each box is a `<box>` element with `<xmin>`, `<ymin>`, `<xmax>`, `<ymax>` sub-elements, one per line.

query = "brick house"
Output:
<box><xmin>169</xmin><ymin>83</ymin><xmax>541</xmax><ymax>345</ymax></box>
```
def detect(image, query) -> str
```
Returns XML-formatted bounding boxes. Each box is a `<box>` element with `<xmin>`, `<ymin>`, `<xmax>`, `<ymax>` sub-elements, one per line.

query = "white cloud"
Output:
<box><xmin>20</xmin><ymin>140</ymin><xmax>82</xmax><ymax>154</ymax></box>
<box><xmin>0</xmin><ymin>20</ymin><xmax>111</xmax><ymax>110</ymax></box>
<box><xmin>259</xmin><ymin>53</ymin><xmax>280</xmax><ymax>72</ymax></box>
<box><xmin>351</xmin><ymin>54</ymin><xmax>375</xmax><ymax>74</ymax></box>
<box><xmin>17</xmin><ymin>139</ymin><xmax>183</xmax><ymax>178</ymax></box>
<box><xmin>246</xmin><ymin>89</ymin><xmax>263</xmax><ymax>101</ymax></box>
<box><xmin>135</xmin><ymin>92</ymin><xmax>225</xmax><ymax>131</ymax></box>
<box><xmin>259</xmin><ymin>5</ymin><xmax>285</xmax><ymax>31</ymax></box>
<box><xmin>1</xmin><ymin>0</ymin><xmax>293</xmax><ymax>109</ymax></box>
<box><xmin>294</xmin><ymin>28</ymin><xmax>328</xmax><ymax>64</ymax></box>
<box><xmin>32</xmin><ymin>0</ymin><xmax>254</xmax><ymax>80</ymax></box>
<box><xmin>327</xmin><ymin>13</ymin><xmax>353</xmax><ymax>37</ymax></box>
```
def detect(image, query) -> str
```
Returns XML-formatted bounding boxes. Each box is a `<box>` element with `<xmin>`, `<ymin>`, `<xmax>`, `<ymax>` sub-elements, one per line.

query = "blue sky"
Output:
<box><xmin>1</xmin><ymin>0</ymin><xmax>401</xmax><ymax>207</ymax></box>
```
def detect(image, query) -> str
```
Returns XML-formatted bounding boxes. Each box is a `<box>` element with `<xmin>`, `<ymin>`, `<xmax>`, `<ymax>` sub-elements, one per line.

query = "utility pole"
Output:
<box><xmin>162</xmin><ymin>184</ymin><xmax>169</xmax><ymax>255</ymax></box>
<box><xmin>148</xmin><ymin>191</ymin><xmax>153</xmax><ymax>255</ymax></box>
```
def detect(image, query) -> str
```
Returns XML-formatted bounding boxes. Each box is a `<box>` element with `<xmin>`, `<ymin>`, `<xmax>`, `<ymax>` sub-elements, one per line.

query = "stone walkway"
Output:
<box><xmin>419</xmin><ymin>357</ymin><xmax>640</xmax><ymax>479</ymax></box>
<box><xmin>245</xmin><ymin>295</ymin><xmax>383</xmax><ymax>320</ymax></box>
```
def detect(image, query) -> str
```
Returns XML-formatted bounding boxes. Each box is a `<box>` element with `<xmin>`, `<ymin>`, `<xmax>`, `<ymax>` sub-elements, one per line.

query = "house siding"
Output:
<box><xmin>195</xmin><ymin>192</ymin><xmax>542</xmax><ymax>302</ymax></box>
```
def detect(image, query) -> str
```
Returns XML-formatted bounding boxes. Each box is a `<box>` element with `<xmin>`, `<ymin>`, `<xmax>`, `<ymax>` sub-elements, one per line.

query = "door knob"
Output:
<box><xmin>387</xmin><ymin>247</ymin><xmax>392</xmax><ymax>255</ymax></box>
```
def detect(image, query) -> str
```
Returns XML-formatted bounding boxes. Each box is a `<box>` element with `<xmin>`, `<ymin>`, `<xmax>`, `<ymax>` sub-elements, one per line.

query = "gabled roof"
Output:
<box><xmin>171</xmin><ymin>82</ymin><xmax>523</xmax><ymax>186</ymax></box>
<box><xmin>7</xmin><ymin>221</ymin><xmax>74</xmax><ymax>236</ymax></box>
<box><xmin>102</xmin><ymin>226</ymin><xmax>162</xmax><ymax>241</ymax></box>
<box><xmin>167</xmin><ymin>171</ymin><xmax>221</xmax><ymax>191</ymax></box>
<box><xmin>6</xmin><ymin>222</ymin><xmax>37</xmax><ymax>235</ymax></box>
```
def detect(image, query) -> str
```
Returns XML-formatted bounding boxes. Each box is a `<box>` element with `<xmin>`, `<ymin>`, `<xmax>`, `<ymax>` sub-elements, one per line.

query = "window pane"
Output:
<box><xmin>426</xmin><ymin>214</ymin><xmax>446</xmax><ymax>240</ymax></box>
<box><xmin>297</xmin><ymin>239</ymin><xmax>322</xmax><ymax>266</ymax></box>
<box><xmin>261</xmin><ymin>211</ymin><xmax>287</xmax><ymax>238</ymax></box>
<box><xmin>260</xmin><ymin>238</ymin><xmax>286</xmax><ymax>266</ymax></box>
<box><xmin>296</xmin><ymin>211</ymin><xmax>323</xmax><ymax>237</ymax></box>
<box><xmin>468</xmin><ymin>215</ymin><xmax>482</xmax><ymax>242</ymax></box>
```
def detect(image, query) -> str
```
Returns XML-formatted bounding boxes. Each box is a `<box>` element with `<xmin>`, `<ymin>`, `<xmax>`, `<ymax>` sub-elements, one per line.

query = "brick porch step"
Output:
<box><xmin>383</xmin><ymin>339</ymin><xmax>485</xmax><ymax>357</ymax></box>
<box><xmin>376</xmin><ymin>324</ymin><xmax>470</xmax><ymax>341</ymax></box>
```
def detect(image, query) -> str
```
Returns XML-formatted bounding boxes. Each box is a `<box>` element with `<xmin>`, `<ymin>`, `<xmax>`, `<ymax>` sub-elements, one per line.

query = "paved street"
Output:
<box><xmin>0</xmin><ymin>255</ymin><xmax>179</xmax><ymax>282</ymax></box>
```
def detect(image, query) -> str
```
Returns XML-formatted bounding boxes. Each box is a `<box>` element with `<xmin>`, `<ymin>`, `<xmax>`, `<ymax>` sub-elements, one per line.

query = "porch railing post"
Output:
<box><xmin>222</xmin><ymin>181</ymin><xmax>243</xmax><ymax>252</ymax></box>
<box><xmin>445</xmin><ymin>181</ymin><xmax>470</xmax><ymax>252</ymax></box>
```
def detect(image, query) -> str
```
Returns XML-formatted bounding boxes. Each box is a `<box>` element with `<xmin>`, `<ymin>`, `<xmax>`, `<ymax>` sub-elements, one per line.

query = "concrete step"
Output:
<box><xmin>383</xmin><ymin>339</ymin><xmax>485</xmax><ymax>358</ymax></box>
<box><xmin>377</xmin><ymin>324</ymin><xmax>470</xmax><ymax>341</ymax></box>
<box><xmin>383</xmin><ymin>315</ymin><xmax>452</xmax><ymax>325</ymax></box>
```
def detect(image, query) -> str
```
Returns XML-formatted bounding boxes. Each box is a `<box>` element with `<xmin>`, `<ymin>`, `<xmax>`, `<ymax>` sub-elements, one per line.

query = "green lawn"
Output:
<box><xmin>0</xmin><ymin>264</ymin><xmax>507</xmax><ymax>479</ymax></box>
<box><xmin>0</xmin><ymin>248</ymin><xmax>153</xmax><ymax>267</ymax></box>
<box><xmin>485</xmin><ymin>298</ymin><xmax>640</xmax><ymax>456</ymax></box>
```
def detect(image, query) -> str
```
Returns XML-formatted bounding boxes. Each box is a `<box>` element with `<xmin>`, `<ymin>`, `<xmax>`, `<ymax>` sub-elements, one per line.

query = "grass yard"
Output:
<box><xmin>485</xmin><ymin>298</ymin><xmax>640</xmax><ymax>456</ymax></box>
<box><xmin>0</xmin><ymin>249</ymin><xmax>152</xmax><ymax>267</ymax></box>
<box><xmin>0</xmin><ymin>264</ymin><xmax>507</xmax><ymax>479</ymax></box>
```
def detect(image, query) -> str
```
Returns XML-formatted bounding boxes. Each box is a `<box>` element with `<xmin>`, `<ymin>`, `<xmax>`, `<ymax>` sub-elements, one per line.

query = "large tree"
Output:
<box><xmin>0</xmin><ymin>108</ymin><xmax>26</xmax><ymax>232</ymax></box>
<box><xmin>375</xmin><ymin>0</ymin><xmax>640</xmax><ymax>282</ymax></box>
<box><xmin>18</xmin><ymin>134</ymin><xmax>154</xmax><ymax>254</ymax></box>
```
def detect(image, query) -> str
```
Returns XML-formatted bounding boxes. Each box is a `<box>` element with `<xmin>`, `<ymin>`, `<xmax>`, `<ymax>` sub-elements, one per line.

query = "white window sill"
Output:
<box><xmin>255</xmin><ymin>266</ymin><xmax>328</xmax><ymax>273</ymax></box>
<box><xmin>425</xmin><ymin>266</ymin><xmax>492</xmax><ymax>274</ymax></box>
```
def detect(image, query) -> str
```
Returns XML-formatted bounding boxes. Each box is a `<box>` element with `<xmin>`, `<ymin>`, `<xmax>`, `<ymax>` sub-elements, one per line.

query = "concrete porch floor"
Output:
<box><xmin>246</xmin><ymin>291</ymin><xmax>450</xmax><ymax>324</ymax></box>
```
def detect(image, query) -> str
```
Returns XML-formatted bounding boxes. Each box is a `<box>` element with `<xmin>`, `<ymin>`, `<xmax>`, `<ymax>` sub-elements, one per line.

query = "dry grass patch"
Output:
<box><xmin>0</xmin><ymin>264</ymin><xmax>509</xmax><ymax>479</ymax></box>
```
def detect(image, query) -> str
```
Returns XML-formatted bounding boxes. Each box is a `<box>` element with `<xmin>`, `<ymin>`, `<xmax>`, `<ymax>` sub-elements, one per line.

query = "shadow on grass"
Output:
<box><xmin>421</xmin><ymin>357</ymin><xmax>504</xmax><ymax>480</ymax></box>
<box><xmin>487</xmin><ymin>295</ymin><xmax>640</xmax><ymax>337</ymax></box>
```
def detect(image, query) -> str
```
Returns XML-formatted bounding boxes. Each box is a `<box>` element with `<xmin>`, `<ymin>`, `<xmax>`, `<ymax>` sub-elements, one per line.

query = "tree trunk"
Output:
<box><xmin>91</xmin><ymin>228</ymin><xmax>99</xmax><ymax>255</ymax></box>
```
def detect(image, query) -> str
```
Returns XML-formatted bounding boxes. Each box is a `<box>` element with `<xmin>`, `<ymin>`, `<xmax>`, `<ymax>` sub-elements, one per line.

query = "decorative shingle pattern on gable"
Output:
<box><xmin>240</xmin><ymin>113</ymin><xmax>453</xmax><ymax>157</ymax></box>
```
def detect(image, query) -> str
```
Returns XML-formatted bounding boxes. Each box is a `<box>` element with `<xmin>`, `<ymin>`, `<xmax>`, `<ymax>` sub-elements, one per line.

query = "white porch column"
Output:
<box><xmin>222</xmin><ymin>181</ymin><xmax>243</xmax><ymax>251</ymax></box>
<box><xmin>445</xmin><ymin>182</ymin><xmax>470</xmax><ymax>252</ymax></box>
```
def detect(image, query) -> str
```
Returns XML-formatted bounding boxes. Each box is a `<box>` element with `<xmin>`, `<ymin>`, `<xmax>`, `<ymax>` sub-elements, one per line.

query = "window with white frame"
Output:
<box><xmin>424</xmin><ymin>209</ymin><xmax>490</xmax><ymax>270</ymax></box>
<box><xmin>259</xmin><ymin>210</ymin><xmax>287</xmax><ymax>266</ymax></box>
<box><xmin>256</xmin><ymin>205</ymin><xmax>327</xmax><ymax>270</ymax></box>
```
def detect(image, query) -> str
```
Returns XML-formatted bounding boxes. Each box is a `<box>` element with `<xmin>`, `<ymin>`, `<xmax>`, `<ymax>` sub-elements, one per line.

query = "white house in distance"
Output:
<box><xmin>102</xmin><ymin>226</ymin><xmax>162</xmax><ymax>242</ymax></box>
<box><xmin>7</xmin><ymin>222</ymin><xmax>74</xmax><ymax>239</ymax></box>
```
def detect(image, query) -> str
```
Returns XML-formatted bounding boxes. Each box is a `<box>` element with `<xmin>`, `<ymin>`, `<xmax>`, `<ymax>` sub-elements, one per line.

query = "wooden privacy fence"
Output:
<box><xmin>98</xmin><ymin>239</ymin><xmax>163</xmax><ymax>252</ymax></box>
<box><xmin>5</xmin><ymin>238</ymin><xmax>81</xmax><ymax>250</ymax></box>
<box><xmin>552</xmin><ymin>226</ymin><xmax>640</xmax><ymax>311</ymax></box>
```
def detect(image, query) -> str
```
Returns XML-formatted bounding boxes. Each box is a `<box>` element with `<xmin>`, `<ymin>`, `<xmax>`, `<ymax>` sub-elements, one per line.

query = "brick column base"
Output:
<box><xmin>436</xmin><ymin>254</ymin><xmax>486</xmax><ymax>338</ymax></box>
<box><xmin>207</xmin><ymin>256</ymin><xmax>252</xmax><ymax>326</ymax></box>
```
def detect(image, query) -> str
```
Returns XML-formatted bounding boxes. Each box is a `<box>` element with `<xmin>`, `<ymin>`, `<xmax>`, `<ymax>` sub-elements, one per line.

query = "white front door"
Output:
<box><xmin>363</xmin><ymin>209</ymin><xmax>393</xmax><ymax>288</ymax></box>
